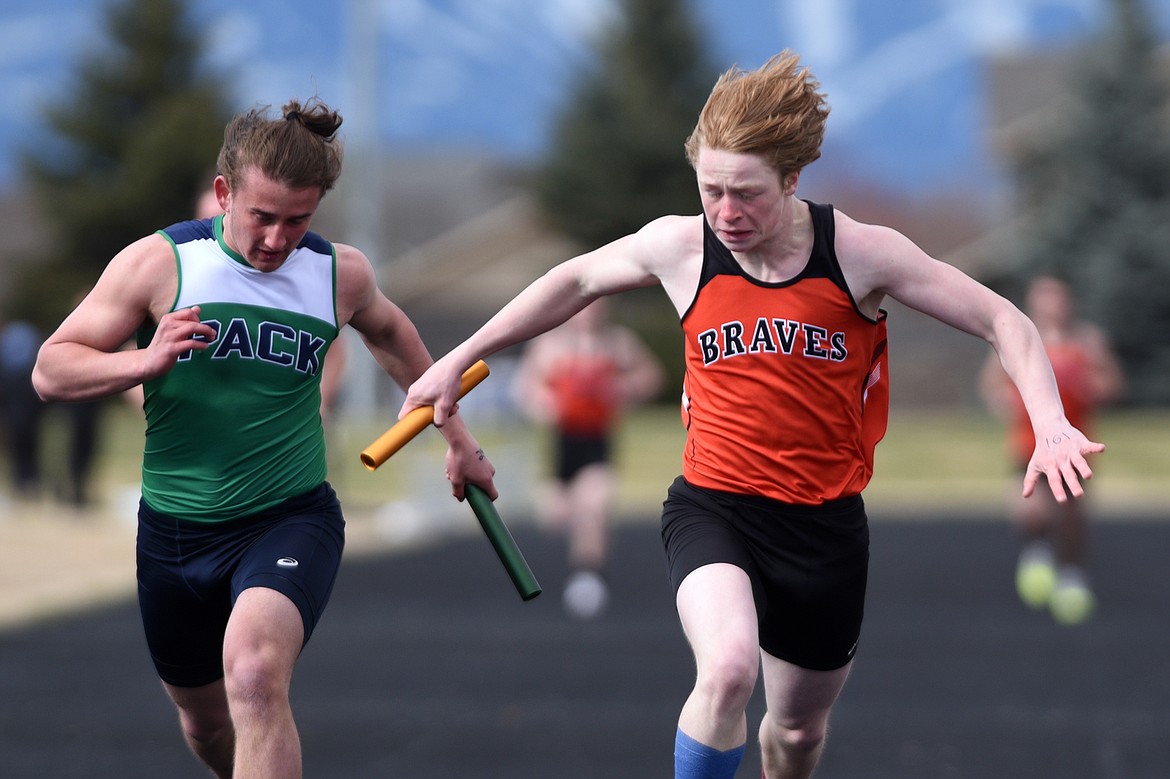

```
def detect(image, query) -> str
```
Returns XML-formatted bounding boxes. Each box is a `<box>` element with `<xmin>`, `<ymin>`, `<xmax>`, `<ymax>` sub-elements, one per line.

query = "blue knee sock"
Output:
<box><xmin>674</xmin><ymin>728</ymin><xmax>745</xmax><ymax>779</ymax></box>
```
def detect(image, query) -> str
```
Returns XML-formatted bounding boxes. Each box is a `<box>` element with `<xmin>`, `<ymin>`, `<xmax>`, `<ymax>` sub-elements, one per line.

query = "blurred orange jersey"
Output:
<box><xmin>680</xmin><ymin>203</ymin><xmax>889</xmax><ymax>505</ymax></box>
<box><xmin>547</xmin><ymin>354</ymin><xmax>620</xmax><ymax>437</ymax></box>
<box><xmin>1008</xmin><ymin>341</ymin><xmax>1096</xmax><ymax>463</ymax></box>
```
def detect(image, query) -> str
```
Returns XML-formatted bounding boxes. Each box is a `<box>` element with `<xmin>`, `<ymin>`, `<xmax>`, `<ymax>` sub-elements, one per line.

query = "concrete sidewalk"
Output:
<box><xmin>0</xmin><ymin>499</ymin><xmax>137</xmax><ymax>629</ymax></box>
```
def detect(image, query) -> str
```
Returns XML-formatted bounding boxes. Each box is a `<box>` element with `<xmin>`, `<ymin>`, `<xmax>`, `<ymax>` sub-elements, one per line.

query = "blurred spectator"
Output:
<box><xmin>512</xmin><ymin>298</ymin><xmax>664</xmax><ymax>618</ymax></box>
<box><xmin>0</xmin><ymin>317</ymin><xmax>46</xmax><ymax>499</ymax></box>
<box><xmin>980</xmin><ymin>274</ymin><xmax>1124</xmax><ymax>625</ymax></box>
<box><xmin>52</xmin><ymin>288</ymin><xmax>111</xmax><ymax>509</ymax></box>
<box><xmin>60</xmin><ymin>398</ymin><xmax>104</xmax><ymax>507</ymax></box>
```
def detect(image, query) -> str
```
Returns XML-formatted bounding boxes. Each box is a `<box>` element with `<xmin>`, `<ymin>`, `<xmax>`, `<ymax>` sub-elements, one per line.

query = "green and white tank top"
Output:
<box><xmin>138</xmin><ymin>215</ymin><xmax>339</xmax><ymax>521</ymax></box>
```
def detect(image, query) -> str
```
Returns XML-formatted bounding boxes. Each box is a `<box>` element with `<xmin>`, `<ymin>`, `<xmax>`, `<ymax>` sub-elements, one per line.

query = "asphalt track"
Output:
<box><xmin>1</xmin><ymin>511</ymin><xmax>1168</xmax><ymax>778</ymax></box>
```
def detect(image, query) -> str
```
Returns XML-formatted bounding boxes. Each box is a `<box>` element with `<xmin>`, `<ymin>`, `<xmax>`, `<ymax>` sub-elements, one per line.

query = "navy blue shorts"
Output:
<box><xmin>136</xmin><ymin>482</ymin><xmax>346</xmax><ymax>687</ymax></box>
<box><xmin>661</xmin><ymin>476</ymin><xmax>869</xmax><ymax>671</ymax></box>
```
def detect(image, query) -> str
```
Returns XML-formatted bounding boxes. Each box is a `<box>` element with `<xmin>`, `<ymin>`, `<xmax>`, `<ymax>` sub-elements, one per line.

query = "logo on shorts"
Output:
<box><xmin>276</xmin><ymin>557</ymin><xmax>300</xmax><ymax>568</ymax></box>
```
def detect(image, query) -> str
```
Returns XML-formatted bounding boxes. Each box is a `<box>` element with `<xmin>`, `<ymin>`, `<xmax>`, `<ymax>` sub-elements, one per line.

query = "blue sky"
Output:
<box><xmin>1</xmin><ymin>0</ymin><xmax>1168</xmax><ymax>194</ymax></box>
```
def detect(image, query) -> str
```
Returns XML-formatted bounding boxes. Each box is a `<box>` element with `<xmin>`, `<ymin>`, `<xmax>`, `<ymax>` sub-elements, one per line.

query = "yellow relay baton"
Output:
<box><xmin>360</xmin><ymin>359</ymin><xmax>541</xmax><ymax>601</ymax></box>
<box><xmin>360</xmin><ymin>360</ymin><xmax>490</xmax><ymax>470</ymax></box>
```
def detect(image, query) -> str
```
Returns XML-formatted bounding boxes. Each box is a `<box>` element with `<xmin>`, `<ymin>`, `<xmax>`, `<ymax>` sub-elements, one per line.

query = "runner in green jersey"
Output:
<box><xmin>33</xmin><ymin>97</ymin><xmax>497</xmax><ymax>779</ymax></box>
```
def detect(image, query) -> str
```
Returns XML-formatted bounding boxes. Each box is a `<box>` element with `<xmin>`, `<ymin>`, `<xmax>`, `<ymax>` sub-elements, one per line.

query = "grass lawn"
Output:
<box><xmin>614</xmin><ymin>406</ymin><xmax>1170</xmax><ymax>519</ymax></box>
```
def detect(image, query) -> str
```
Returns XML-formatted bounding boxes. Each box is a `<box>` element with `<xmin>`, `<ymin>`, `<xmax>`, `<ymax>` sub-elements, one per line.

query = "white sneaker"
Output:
<box><xmin>562</xmin><ymin>570</ymin><xmax>608</xmax><ymax>620</ymax></box>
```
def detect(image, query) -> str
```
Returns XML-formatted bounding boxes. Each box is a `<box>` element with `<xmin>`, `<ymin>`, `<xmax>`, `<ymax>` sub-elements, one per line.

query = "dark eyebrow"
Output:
<box><xmin>250</xmin><ymin>206</ymin><xmax>313</xmax><ymax>221</ymax></box>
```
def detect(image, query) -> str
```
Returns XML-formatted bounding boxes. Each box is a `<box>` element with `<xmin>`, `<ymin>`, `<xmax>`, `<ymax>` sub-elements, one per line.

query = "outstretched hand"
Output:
<box><xmin>1022</xmin><ymin>423</ymin><xmax>1106</xmax><ymax>502</ymax></box>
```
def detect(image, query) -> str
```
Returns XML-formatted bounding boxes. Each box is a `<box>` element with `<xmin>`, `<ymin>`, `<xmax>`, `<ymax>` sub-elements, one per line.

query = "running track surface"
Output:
<box><xmin>2</xmin><ymin>513</ymin><xmax>1167</xmax><ymax>778</ymax></box>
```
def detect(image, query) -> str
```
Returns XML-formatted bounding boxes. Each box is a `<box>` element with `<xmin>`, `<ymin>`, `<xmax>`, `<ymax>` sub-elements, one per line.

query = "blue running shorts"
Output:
<box><xmin>136</xmin><ymin>482</ymin><xmax>345</xmax><ymax>687</ymax></box>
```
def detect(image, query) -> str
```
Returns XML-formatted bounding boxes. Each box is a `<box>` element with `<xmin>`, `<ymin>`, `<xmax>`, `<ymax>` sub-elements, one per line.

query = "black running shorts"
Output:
<box><xmin>554</xmin><ymin>431</ymin><xmax>611</xmax><ymax>482</ymax></box>
<box><xmin>661</xmin><ymin>476</ymin><xmax>868</xmax><ymax>671</ymax></box>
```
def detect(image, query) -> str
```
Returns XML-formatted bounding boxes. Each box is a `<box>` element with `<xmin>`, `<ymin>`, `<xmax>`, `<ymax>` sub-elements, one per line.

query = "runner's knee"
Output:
<box><xmin>761</xmin><ymin>710</ymin><xmax>827</xmax><ymax>754</ymax></box>
<box><xmin>223</xmin><ymin>646</ymin><xmax>291</xmax><ymax>715</ymax></box>
<box><xmin>696</xmin><ymin>649</ymin><xmax>759</xmax><ymax>713</ymax></box>
<box><xmin>167</xmin><ymin>682</ymin><xmax>232</xmax><ymax>744</ymax></box>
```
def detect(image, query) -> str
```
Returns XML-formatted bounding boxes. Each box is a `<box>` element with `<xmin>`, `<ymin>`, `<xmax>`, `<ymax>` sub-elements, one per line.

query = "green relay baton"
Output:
<box><xmin>465</xmin><ymin>484</ymin><xmax>542</xmax><ymax>601</ymax></box>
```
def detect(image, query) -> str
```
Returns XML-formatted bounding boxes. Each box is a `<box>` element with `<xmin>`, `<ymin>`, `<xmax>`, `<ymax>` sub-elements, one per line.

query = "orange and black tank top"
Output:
<box><xmin>547</xmin><ymin>352</ymin><xmax>620</xmax><ymax>437</ymax></box>
<box><xmin>680</xmin><ymin>202</ymin><xmax>889</xmax><ymax>505</ymax></box>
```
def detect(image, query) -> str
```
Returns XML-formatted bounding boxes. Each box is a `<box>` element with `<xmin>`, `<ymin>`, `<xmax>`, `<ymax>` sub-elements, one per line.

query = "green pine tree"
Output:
<box><xmin>12</xmin><ymin>0</ymin><xmax>231</xmax><ymax>326</ymax></box>
<box><xmin>1010</xmin><ymin>0</ymin><xmax>1170</xmax><ymax>405</ymax></box>
<box><xmin>531</xmin><ymin>0</ymin><xmax>719</xmax><ymax>397</ymax></box>
<box><xmin>534</xmin><ymin>0</ymin><xmax>718</xmax><ymax>249</ymax></box>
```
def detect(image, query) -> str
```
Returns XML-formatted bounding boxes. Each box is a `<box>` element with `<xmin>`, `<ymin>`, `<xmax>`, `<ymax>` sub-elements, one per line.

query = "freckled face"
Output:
<box><xmin>220</xmin><ymin>168</ymin><xmax>323</xmax><ymax>272</ymax></box>
<box><xmin>695</xmin><ymin>147</ymin><xmax>796</xmax><ymax>253</ymax></box>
